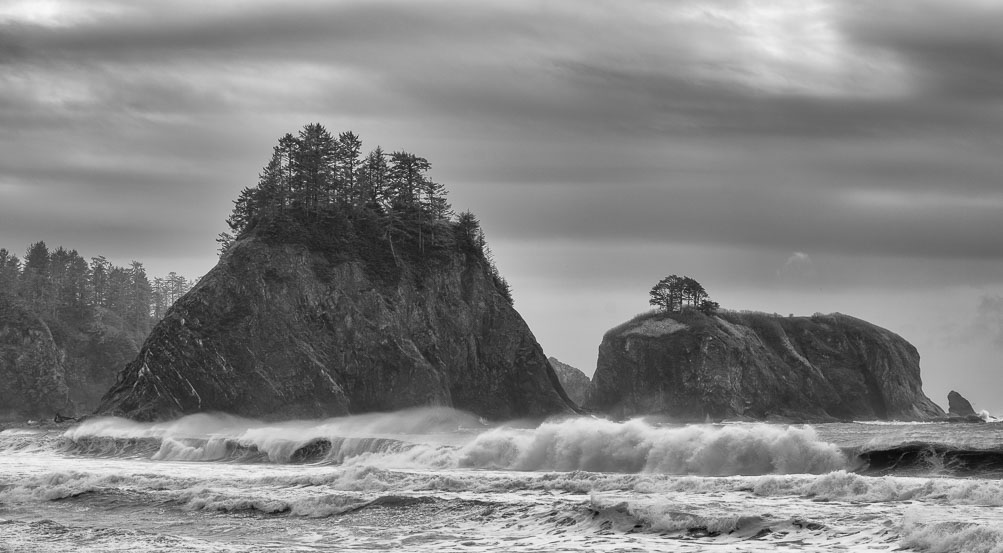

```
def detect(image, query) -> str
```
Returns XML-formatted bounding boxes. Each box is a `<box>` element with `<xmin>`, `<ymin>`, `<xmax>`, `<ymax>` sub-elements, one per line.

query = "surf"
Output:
<box><xmin>47</xmin><ymin>409</ymin><xmax>850</xmax><ymax>476</ymax></box>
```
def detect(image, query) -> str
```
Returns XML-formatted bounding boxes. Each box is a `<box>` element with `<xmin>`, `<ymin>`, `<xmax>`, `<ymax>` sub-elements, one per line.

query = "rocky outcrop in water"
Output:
<box><xmin>947</xmin><ymin>390</ymin><xmax>977</xmax><ymax>418</ymax></box>
<box><xmin>98</xmin><ymin>213</ymin><xmax>575</xmax><ymax>421</ymax></box>
<box><xmin>548</xmin><ymin>357</ymin><xmax>591</xmax><ymax>406</ymax></box>
<box><xmin>588</xmin><ymin>310</ymin><xmax>945</xmax><ymax>422</ymax></box>
<box><xmin>0</xmin><ymin>296</ymin><xmax>70</xmax><ymax>419</ymax></box>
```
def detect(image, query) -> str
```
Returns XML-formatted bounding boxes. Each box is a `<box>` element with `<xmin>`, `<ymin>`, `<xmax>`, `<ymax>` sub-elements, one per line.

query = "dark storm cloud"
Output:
<box><xmin>838</xmin><ymin>0</ymin><xmax>1003</xmax><ymax>99</ymax></box>
<box><xmin>0</xmin><ymin>2</ymin><xmax>536</xmax><ymax>66</ymax></box>
<box><xmin>2</xmin><ymin>0</ymin><xmax>1003</xmax><ymax>277</ymax></box>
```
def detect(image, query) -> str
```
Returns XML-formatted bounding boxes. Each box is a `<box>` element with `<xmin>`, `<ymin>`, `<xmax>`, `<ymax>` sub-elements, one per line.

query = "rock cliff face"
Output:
<box><xmin>548</xmin><ymin>357</ymin><xmax>591</xmax><ymax>406</ymax></box>
<box><xmin>0</xmin><ymin>296</ymin><xmax>71</xmax><ymax>419</ymax></box>
<box><xmin>588</xmin><ymin>310</ymin><xmax>944</xmax><ymax>422</ymax></box>
<box><xmin>98</xmin><ymin>214</ymin><xmax>575</xmax><ymax>421</ymax></box>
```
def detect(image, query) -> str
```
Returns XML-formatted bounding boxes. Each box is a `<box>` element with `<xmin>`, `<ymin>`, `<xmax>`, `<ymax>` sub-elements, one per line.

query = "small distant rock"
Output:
<box><xmin>548</xmin><ymin>357</ymin><xmax>591</xmax><ymax>407</ymax></box>
<box><xmin>948</xmin><ymin>390</ymin><xmax>977</xmax><ymax>417</ymax></box>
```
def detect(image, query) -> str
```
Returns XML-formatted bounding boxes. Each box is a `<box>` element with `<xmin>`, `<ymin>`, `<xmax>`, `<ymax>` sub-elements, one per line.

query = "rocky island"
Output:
<box><xmin>98</xmin><ymin>125</ymin><xmax>574</xmax><ymax>421</ymax></box>
<box><xmin>588</xmin><ymin>309</ymin><xmax>945</xmax><ymax>422</ymax></box>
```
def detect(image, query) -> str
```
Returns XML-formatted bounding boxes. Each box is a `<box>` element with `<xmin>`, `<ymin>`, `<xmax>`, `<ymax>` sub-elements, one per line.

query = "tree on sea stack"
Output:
<box><xmin>649</xmin><ymin>275</ymin><xmax>719</xmax><ymax>314</ymax></box>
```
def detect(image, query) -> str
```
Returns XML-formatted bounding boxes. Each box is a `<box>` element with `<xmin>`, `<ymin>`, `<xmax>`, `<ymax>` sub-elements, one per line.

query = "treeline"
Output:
<box><xmin>220</xmin><ymin>124</ymin><xmax>450</xmax><ymax>251</ymax></box>
<box><xmin>0</xmin><ymin>241</ymin><xmax>195</xmax><ymax>328</ymax></box>
<box><xmin>220</xmin><ymin>123</ymin><xmax>512</xmax><ymax>303</ymax></box>
<box><xmin>0</xmin><ymin>241</ymin><xmax>196</xmax><ymax>412</ymax></box>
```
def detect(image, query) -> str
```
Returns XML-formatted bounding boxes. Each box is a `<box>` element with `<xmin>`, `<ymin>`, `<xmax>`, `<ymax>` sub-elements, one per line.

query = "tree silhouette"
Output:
<box><xmin>649</xmin><ymin>275</ymin><xmax>717</xmax><ymax>314</ymax></box>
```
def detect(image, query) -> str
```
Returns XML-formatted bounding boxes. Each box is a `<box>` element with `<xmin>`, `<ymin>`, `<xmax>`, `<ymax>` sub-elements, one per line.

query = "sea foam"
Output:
<box><xmin>56</xmin><ymin>410</ymin><xmax>848</xmax><ymax>476</ymax></box>
<box><xmin>458</xmin><ymin>417</ymin><xmax>847</xmax><ymax>475</ymax></box>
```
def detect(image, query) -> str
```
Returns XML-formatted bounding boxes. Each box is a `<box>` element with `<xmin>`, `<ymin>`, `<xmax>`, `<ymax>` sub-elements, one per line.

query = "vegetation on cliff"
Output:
<box><xmin>0</xmin><ymin>242</ymin><xmax>194</xmax><ymax>417</ymax></box>
<box><xmin>649</xmin><ymin>275</ymin><xmax>719</xmax><ymax>314</ymax></box>
<box><xmin>0</xmin><ymin>295</ymin><xmax>69</xmax><ymax>419</ymax></box>
<box><xmin>97</xmin><ymin>124</ymin><xmax>573</xmax><ymax>421</ymax></box>
<box><xmin>217</xmin><ymin>123</ymin><xmax>512</xmax><ymax>303</ymax></box>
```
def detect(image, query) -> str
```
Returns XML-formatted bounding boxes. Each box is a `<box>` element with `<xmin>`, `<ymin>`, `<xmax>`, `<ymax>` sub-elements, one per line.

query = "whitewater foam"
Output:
<box><xmin>5</xmin><ymin>415</ymin><xmax>1003</xmax><ymax>552</ymax></box>
<box><xmin>458</xmin><ymin>417</ymin><xmax>846</xmax><ymax>475</ymax></box>
<box><xmin>52</xmin><ymin>411</ymin><xmax>850</xmax><ymax>476</ymax></box>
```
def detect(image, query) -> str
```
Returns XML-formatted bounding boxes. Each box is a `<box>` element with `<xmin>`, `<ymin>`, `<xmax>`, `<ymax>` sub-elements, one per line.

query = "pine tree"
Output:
<box><xmin>360</xmin><ymin>147</ymin><xmax>388</xmax><ymax>209</ymax></box>
<box><xmin>21</xmin><ymin>241</ymin><xmax>52</xmax><ymax>312</ymax></box>
<box><xmin>337</xmin><ymin>131</ymin><xmax>362</xmax><ymax>205</ymax></box>
<box><xmin>0</xmin><ymin>249</ymin><xmax>21</xmax><ymax>296</ymax></box>
<box><xmin>127</xmin><ymin>261</ymin><xmax>153</xmax><ymax>327</ymax></box>
<box><xmin>89</xmin><ymin>256</ymin><xmax>110</xmax><ymax>308</ymax></box>
<box><xmin>296</xmin><ymin>123</ymin><xmax>338</xmax><ymax>210</ymax></box>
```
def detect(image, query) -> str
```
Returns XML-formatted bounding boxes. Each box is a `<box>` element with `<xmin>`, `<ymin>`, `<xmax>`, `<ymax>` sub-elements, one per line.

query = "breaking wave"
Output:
<box><xmin>854</xmin><ymin>443</ymin><xmax>1003</xmax><ymax>478</ymax></box>
<box><xmin>457</xmin><ymin>417</ymin><xmax>846</xmax><ymax>475</ymax></box>
<box><xmin>38</xmin><ymin>410</ymin><xmax>851</xmax><ymax>476</ymax></box>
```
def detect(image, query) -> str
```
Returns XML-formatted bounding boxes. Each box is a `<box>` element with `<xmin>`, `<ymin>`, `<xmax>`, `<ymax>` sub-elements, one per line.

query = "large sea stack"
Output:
<box><xmin>97</xmin><ymin>212</ymin><xmax>574</xmax><ymax>421</ymax></box>
<box><xmin>589</xmin><ymin>310</ymin><xmax>944</xmax><ymax>422</ymax></box>
<box><xmin>98</xmin><ymin>124</ymin><xmax>575</xmax><ymax>422</ymax></box>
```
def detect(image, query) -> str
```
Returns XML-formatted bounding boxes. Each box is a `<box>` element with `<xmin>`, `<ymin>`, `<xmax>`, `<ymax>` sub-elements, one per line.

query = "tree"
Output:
<box><xmin>0</xmin><ymin>248</ymin><xmax>21</xmax><ymax>296</ymax></box>
<box><xmin>296</xmin><ymin>123</ymin><xmax>338</xmax><ymax>209</ymax></box>
<box><xmin>337</xmin><ymin>131</ymin><xmax>362</xmax><ymax>205</ymax></box>
<box><xmin>360</xmin><ymin>147</ymin><xmax>388</xmax><ymax>209</ymax></box>
<box><xmin>21</xmin><ymin>241</ymin><xmax>52</xmax><ymax>312</ymax></box>
<box><xmin>650</xmin><ymin>275</ymin><xmax>716</xmax><ymax>313</ymax></box>
<box><xmin>216</xmin><ymin>232</ymin><xmax>235</xmax><ymax>257</ymax></box>
<box><xmin>104</xmin><ymin>266</ymin><xmax>131</xmax><ymax>318</ymax></box>
<box><xmin>455</xmin><ymin>210</ymin><xmax>481</xmax><ymax>249</ymax></box>
<box><xmin>89</xmin><ymin>256</ymin><xmax>110</xmax><ymax>308</ymax></box>
<box><xmin>52</xmin><ymin>248</ymin><xmax>89</xmax><ymax>317</ymax></box>
<box><xmin>127</xmin><ymin>261</ymin><xmax>153</xmax><ymax>327</ymax></box>
<box><xmin>386</xmin><ymin>151</ymin><xmax>430</xmax><ymax>210</ymax></box>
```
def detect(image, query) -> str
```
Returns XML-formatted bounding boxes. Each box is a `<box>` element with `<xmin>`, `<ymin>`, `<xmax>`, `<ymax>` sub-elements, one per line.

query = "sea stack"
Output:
<box><xmin>947</xmin><ymin>390</ymin><xmax>977</xmax><ymax>418</ymax></box>
<box><xmin>588</xmin><ymin>309</ymin><xmax>945</xmax><ymax>422</ymax></box>
<box><xmin>97</xmin><ymin>214</ymin><xmax>574</xmax><ymax>421</ymax></box>
<box><xmin>97</xmin><ymin>124</ymin><xmax>575</xmax><ymax>422</ymax></box>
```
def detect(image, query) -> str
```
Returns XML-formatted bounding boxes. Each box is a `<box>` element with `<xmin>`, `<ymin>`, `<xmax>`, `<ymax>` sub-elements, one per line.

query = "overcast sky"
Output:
<box><xmin>2</xmin><ymin>0</ymin><xmax>1002</xmax><ymax>414</ymax></box>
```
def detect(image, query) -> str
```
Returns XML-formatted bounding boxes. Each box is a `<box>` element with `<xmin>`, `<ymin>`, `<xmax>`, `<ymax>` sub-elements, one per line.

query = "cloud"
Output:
<box><xmin>837</xmin><ymin>0</ymin><xmax>1003</xmax><ymax>100</ymax></box>
<box><xmin>778</xmin><ymin>252</ymin><xmax>816</xmax><ymax>283</ymax></box>
<box><xmin>971</xmin><ymin>295</ymin><xmax>1003</xmax><ymax>349</ymax></box>
<box><xmin>0</xmin><ymin>0</ymin><xmax>1002</xmax><ymax>280</ymax></box>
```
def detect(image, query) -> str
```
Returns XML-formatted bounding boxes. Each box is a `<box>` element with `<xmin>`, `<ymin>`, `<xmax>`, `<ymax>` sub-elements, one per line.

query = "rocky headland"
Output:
<box><xmin>588</xmin><ymin>309</ymin><xmax>945</xmax><ymax>422</ymax></box>
<box><xmin>0</xmin><ymin>295</ymin><xmax>71</xmax><ymax>419</ymax></box>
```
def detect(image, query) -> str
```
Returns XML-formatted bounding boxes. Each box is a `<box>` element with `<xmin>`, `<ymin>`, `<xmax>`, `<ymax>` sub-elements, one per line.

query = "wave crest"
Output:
<box><xmin>458</xmin><ymin>418</ymin><xmax>847</xmax><ymax>475</ymax></box>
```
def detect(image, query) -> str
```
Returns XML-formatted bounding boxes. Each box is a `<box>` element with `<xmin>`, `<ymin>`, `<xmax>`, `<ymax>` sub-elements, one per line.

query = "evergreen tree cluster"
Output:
<box><xmin>0</xmin><ymin>241</ymin><xmax>196</xmax><ymax>412</ymax></box>
<box><xmin>649</xmin><ymin>275</ymin><xmax>719</xmax><ymax>314</ymax></box>
<box><xmin>0</xmin><ymin>242</ymin><xmax>194</xmax><ymax>328</ymax></box>
<box><xmin>219</xmin><ymin>124</ymin><xmax>513</xmax><ymax>304</ymax></box>
<box><xmin>219</xmin><ymin>124</ymin><xmax>451</xmax><ymax>253</ymax></box>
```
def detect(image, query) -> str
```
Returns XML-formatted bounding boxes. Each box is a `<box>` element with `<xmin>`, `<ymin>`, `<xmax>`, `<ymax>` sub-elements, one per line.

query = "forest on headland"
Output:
<box><xmin>0</xmin><ymin>241</ymin><xmax>194</xmax><ymax>414</ymax></box>
<box><xmin>219</xmin><ymin>123</ymin><xmax>512</xmax><ymax>302</ymax></box>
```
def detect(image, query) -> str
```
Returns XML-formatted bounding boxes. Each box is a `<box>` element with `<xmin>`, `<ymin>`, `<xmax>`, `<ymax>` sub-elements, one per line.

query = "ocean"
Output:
<box><xmin>1</xmin><ymin>408</ymin><xmax>1002</xmax><ymax>552</ymax></box>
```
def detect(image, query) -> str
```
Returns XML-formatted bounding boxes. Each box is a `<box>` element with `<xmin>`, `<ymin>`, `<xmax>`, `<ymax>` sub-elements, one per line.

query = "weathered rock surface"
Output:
<box><xmin>588</xmin><ymin>310</ymin><xmax>945</xmax><ymax>422</ymax></box>
<box><xmin>98</xmin><ymin>215</ymin><xmax>575</xmax><ymax>421</ymax></box>
<box><xmin>947</xmin><ymin>390</ymin><xmax>977</xmax><ymax>417</ymax></box>
<box><xmin>0</xmin><ymin>296</ymin><xmax>71</xmax><ymax>419</ymax></box>
<box><xmin>548</xmin><ymin>357</ymin><xmax>591</xmax><ymax>406</ymax></box>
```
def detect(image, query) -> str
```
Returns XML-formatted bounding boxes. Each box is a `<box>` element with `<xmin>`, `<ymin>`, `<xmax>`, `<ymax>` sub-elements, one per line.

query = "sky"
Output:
<box><xmin>2</xmin><ymin>0</ymin><xmax>1002</xmax><ymax>414</ymax></box>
